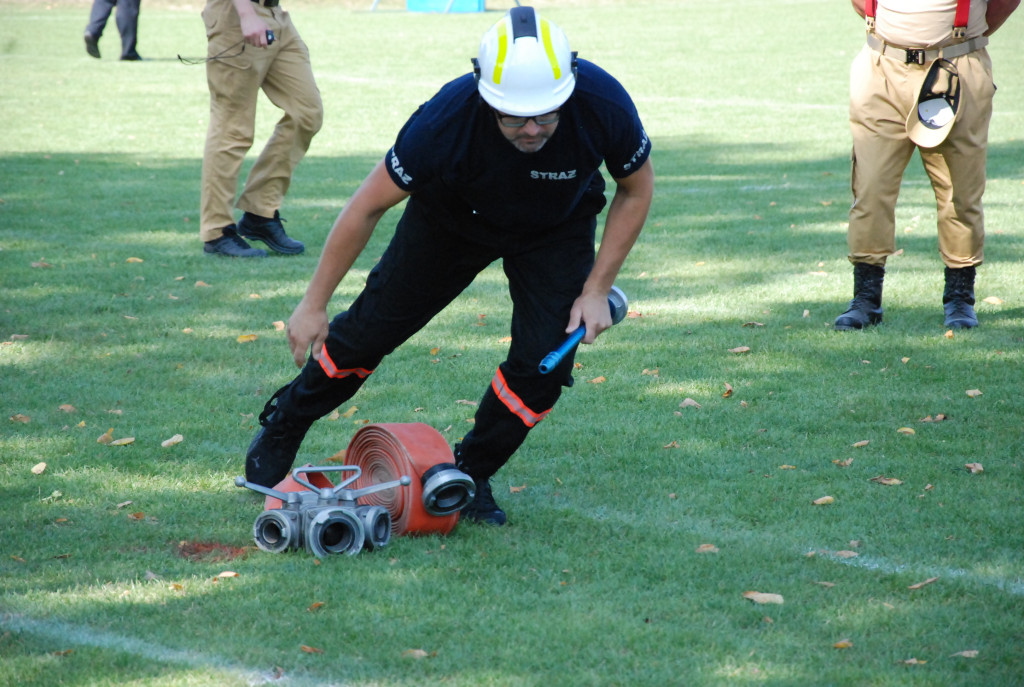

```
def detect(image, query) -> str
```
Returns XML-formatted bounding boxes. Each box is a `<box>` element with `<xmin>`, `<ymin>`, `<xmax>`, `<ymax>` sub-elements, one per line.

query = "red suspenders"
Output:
<box><xmin>865</xmin><ymin>0</ymin><xmax>970</xmax><ymax>39</ymax></box>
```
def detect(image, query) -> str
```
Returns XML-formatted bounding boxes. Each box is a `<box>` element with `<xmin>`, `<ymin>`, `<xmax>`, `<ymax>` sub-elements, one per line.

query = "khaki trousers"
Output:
<box><xmin>199</xmin><ymin>0</ymin><xmax>323</xmax><ymax>241</ymax></box>
<box><xmin>847</xmin><ymin>42</ymin><xmax>994</xmax><ymax>269</ymax></box>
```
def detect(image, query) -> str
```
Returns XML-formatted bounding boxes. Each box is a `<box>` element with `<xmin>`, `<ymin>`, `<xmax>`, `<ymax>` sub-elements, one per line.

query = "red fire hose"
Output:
<box><xmin>263</xmin><ymin>422</ymin><xmax>462</xmax><ymax>536</ymax></box>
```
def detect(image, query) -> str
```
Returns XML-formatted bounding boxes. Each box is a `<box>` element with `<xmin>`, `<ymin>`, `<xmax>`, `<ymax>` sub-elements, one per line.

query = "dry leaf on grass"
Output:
<box><xmin>966</xmin><ymin>389</ymin><xmax>982</xmax><ymax>398</ymax></box>
<box><xmin>833</xmin><ymin>639</ymin><xmax>854</xmax><ymax>649</ymax></box>
<box><xmin>869</xmin><ymin>476</ymin><xmax>903</xmax><ymax>486</ymax></box>
<box><xmin>907</xmin><ymin>576</ymin><xmax>939</xmax><ymax>590</ymax></box>
<box><xmin>161</xmin><ymin>434</ymin><xmax>184</xmax><ymax>448</ymax></box>
<box><xmin>728</xmin><ymin>346</ymin><xmax>751</xmax><ymax>354</ymax></box>
<box><xmin>695</xmin><ymin>544</ymin><xmax>719</xmax><ymax>554</ymax></box>
<box><xmin>965</xmin><ymin>463</ymin><xmax>984</xmax><ymax>474</ymax></box>
<box><xmin>742</xmin><ymin>591</ymin><xmax>784</xmax><ymax>605</ymax></box>
<box><xmin>31</xmin><ymin>462</ymin><xmax>47</xmax><ymax>475</ymax></box>
<box><xmin>402</xmin><ymin>649</ymin><xmax>430</xmax><ymax>659</ymax></box>
<box><xmin>812</xmin><ymin>495</ymin><xmax>834</xmax><ymax>505</ymax></box>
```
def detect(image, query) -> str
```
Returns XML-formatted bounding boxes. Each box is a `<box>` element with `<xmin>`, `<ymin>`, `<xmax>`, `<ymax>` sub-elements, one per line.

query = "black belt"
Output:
<box><xmin>251</xmin><ymin>0</ymin><xmax>280</xmax><ymax>7</ymax></box>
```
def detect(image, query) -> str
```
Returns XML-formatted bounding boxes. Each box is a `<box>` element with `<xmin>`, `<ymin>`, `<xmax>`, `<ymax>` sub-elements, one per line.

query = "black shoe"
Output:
<box><xmin>203</xmin><ymin>225</ymin><xmax>267</xmax><ymax>257</ymax></box>
<box><xmin>84</xmin><ymin>33</ymin><xmax>100</xmax><ymax>59</ymax></box>
<box><xmin>237</xmin><ymin>211</ymin><xmax>305</xmax><ymax>255</ymax></box>
<box><xmin>460</xmin><ymin>478</ymin><xmax>507</xmax><ymax>526</ymax></box>
<box><xmin>245</xmin><ymin>409</ymin><xmax>310</xmax><ymax>488</ymax></box>
<box><xmin>121</xmin><ymin>52</ymin><xmax>143</xmax><ymax>61</ymax></box>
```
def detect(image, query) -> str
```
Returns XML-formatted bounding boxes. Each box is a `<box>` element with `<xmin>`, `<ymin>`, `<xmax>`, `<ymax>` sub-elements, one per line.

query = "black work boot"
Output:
<box><xmin>245</xmin><ymin>398</ymin><xmax>312</xmax><ymax>488</ymax></box>
<box><xmin>460</xmin><ymin>477</ymin><xmax>507</xmax><ymax>526</ymax></box>
<box><xmin>943</xmin><ymin>266</ymin><xmax>978</xmax><ymax>329</ymax></box>
<box><xmin>237</xmin><ymin>211</ymin><xmax>305</xmax><ymax>255</ymax></box>
<box><xmin>453</xmin><ymin>442</ymin><xmax>507</xmax><ymax>526</ymax></box>
<box><xmin>834</xmin><ymin>263</ymin><xmax>885</xmax><ymax>330</ymax></box>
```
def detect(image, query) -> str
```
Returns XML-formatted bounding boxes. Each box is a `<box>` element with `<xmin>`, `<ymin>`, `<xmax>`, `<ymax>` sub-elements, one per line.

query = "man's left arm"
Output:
<box><xmin>985</xmin><ymin>0</ymin><xmax>1020</xmax><ymax>35</ymax></box>
<box><xmin>568</xmin><ymin>157</ymin><xmax>655</xmax><ymax>343</ymax></box>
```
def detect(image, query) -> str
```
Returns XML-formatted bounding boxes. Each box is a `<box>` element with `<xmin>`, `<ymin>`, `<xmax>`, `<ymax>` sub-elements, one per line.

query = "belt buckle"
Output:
<box><xmin>905</xmin><ymin>48</ymin><xmax>926</xmax><ymax>65</ymax></box>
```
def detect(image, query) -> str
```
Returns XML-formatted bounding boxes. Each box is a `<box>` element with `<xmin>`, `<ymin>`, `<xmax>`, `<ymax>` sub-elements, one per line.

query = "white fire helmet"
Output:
<box><xmin>474</xmin><ymin>6</ymin><xmax>577</xmax><ymax>117</ymax></box>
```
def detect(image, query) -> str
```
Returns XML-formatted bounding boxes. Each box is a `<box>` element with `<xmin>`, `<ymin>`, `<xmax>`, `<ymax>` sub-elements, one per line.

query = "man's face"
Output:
<box><xmin>494</xmin><ymin>109</ymin><xmax>560</xmax><ymax>153</ymax></box>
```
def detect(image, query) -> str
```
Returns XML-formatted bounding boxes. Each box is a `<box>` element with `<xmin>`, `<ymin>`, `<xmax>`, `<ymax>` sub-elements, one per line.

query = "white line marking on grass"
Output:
<box><xmin>560</xmin><ymin>505</ymin><xmax>1024</xmax><ymax>598</ymax></box>
<box><xmin>811</xmin><ymin>551</ymin><xmax>1024</xmax><ymax>596</ymax></box>
<box><xmin>0</xmin><ymin>611</ymin><xmax>344</xmax><ymax>686</ymax></box>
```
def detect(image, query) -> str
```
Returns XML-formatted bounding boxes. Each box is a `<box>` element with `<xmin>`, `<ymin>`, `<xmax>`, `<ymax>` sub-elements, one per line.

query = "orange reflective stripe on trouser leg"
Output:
<box><xmin>318</xmin><ymin>343</ymin><xmax>374</xmax><ymax>380</ymax></box>
<box><xmin>490</xmin><ymin>367</ymin><xmax>551</xmax><ymax>428</ymax></box>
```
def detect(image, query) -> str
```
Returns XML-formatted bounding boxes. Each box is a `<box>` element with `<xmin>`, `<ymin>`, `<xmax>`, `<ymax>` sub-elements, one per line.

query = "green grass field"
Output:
<box><xmin>2</xmin><ymin>1</ymin><xmax>1023</xmax><ymax>685</ymax></box>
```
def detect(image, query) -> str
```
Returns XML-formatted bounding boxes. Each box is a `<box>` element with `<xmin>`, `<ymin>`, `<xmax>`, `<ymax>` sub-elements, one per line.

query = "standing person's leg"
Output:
<box><xmin>199</xmin><ymin>1</ymin><xmax>275</xmax><ymax>255</ymax></box>
<box><xmin>920</xmin><ymin>50</ymin><xmax>994</xmax><ymax>328</ymax></box>
<box><xmin>246</xmin><ymin>205</ymin><xmax>498</xmax><ymax>487</ymax></box>
<box><xmin>457</xmin><ymin>218</ymin><xmax>596</xmax><ymax>524</ymax></box>
<box><xmin>235</xmin><ymin>10</ymin><xmax>323</xmax><ymax>254</ymax></box>
<box><xmin>836</xmin><ymin>47</ymin><xmax>917</xmax><ymax>330</ymax></box>
<box><xmin>114</xmin><ymin>0</ymin><xmax>142</xmax><ymax>60</ymax></box>
<box><xmin>84</xmin><ymin>0</ymin><xmax>115</xmax><ymax>58</ymax></box>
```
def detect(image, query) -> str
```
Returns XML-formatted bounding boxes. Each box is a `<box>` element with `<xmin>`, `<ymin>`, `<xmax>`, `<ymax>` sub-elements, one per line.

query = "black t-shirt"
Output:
<box><xmin>384</xmin><ymin>59</ymin><xmax>651</xmax><ymax>235</ymax></box>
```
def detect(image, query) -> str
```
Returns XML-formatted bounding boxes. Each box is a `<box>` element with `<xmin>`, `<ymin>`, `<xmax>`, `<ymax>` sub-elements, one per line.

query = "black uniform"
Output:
<box><xmin>264</xmin><ymin>60</ymin><xmax>651</xmax><ymax>482</ymax></box>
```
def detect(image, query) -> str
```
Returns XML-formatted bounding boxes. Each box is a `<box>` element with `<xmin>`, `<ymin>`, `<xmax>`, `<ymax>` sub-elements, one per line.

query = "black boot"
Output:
<box><xmin>454</xmin><ymin>443</ymin><xmax>507</xmax><ymax>526</ymax></box>
<box><xmin>943</xmin><ymin>266</ymin><xmax>978</xmax><ymax>329</ymax></box>
<box><xmin>245</xmin><ymin>393</ymin><xmax>312</xmax><ymax>488</ymax></box>
<box><xmin>834</xmin><ymin>263</ymin><xmax>885</xmax><ymax>330</ymax></box>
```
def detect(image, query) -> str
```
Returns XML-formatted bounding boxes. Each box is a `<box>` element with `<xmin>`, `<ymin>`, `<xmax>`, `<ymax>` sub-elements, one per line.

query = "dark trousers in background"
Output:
<box><xmin>86</xmin><ymin>0</ymin><xmax>141</xmax><ymax>59</ymax></box>
<box><xmin>270</xmin><ymin>200</ymin><xmax>597</xmax><ymax>480</ymax></box>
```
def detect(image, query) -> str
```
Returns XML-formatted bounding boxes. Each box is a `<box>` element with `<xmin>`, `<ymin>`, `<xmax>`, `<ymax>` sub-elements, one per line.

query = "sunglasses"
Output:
<box><xmin>494</xmin><ymin>109</ymin><xmax>561</xmax><ymax>128</ymax></box>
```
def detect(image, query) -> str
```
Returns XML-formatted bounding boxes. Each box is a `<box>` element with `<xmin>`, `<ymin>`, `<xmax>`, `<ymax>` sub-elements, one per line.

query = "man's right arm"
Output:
<box><xmin>287</xmin><ymin>161</ymin><xmax>411</xmax><ymax>367</ymax></box>
<box><xmin>985</xmin><ymin>0</ymin><xmax>1020</xmax><ymax>35</ymax></box>
<box><xmin>850</xmin><ymin>0</ymin><xmax>866</xmax><ymax>20</ymax></box>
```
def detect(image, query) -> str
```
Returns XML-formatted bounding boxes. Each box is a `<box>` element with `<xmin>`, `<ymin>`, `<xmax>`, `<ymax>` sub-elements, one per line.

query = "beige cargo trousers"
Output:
<box><xmin>847</xmin><ymin>41</ymin><xmax>994</xmax><ymax>269</ymax></box>
<box><xmin>199</xmin><ymin>0</ymin><xmax>323</xmax><ymax>241</ymax></box>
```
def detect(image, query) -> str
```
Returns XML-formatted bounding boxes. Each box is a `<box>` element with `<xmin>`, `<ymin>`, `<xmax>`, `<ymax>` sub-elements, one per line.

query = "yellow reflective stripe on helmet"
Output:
<box><xmin>540</xmin><ymin>18</ymin><xmax>562</xmax><ymax>80</ymax></box>
<box><xmin>493</xmin><ymin>21</ymin><xmax>508</xmax><ymax>84</ymax></box>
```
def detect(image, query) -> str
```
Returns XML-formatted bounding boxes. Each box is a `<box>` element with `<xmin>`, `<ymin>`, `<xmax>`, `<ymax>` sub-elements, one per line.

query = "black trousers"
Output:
<box><xmin>270</xmin><ymin>200</ymin><xmax>596</xmax><ymax>480</ymax></box>
<box><xmin>86</xmin><ymin>0</ymin><xmax>141</xmax><ymax>59</ymax></box>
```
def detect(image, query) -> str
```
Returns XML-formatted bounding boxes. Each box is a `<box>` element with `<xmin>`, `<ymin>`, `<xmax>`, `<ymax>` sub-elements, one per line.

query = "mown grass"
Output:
<box><xmin>1</xmin><ymin>1</ymin><xmax>1023</xmax><ymax>685</ymax></box>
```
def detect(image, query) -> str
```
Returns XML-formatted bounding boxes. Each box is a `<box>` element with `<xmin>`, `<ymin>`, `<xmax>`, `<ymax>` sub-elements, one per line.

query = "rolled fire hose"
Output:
<box><xmin>346</xmin><ymin>423</ymin><xmax>466</xmax><ymax>536</ymax></box>
<box><xmin>264</xmin><ymin>423</ymin><xmax>471</xmax><ymax>537</ymax></box>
